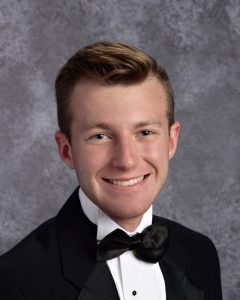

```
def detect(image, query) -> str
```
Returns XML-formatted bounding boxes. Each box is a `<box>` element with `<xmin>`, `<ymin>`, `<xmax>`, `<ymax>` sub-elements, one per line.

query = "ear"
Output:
<box><xmin>168</xmin><ymin>121</ymin><xmax>180</xmax><ymax>160</ymax></box>
<box><xmin>55</xmin><ymin>131</ymin><xmax>75</xmax><ymax>169</ymax></box>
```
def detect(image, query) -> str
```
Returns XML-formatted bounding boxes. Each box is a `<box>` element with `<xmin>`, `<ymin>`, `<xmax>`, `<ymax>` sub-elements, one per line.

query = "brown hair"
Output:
<box><xmin>55</xmin><ymin>41</ymin><xmax>175</xmax><ymax>140</ymax></box>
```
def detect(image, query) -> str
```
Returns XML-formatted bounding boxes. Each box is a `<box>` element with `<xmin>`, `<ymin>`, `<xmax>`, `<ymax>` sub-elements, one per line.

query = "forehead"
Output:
<box><xmin>70</xmin><ymin>77</ymin><xmax>169</xmax><ymax>126</ymax></box>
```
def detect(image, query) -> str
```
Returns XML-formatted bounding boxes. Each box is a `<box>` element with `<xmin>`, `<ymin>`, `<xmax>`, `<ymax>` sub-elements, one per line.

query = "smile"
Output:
<box><xmin>104</xmin><ymin>175</ymin><xmax>148</xmax><ymax>187</ymax></box>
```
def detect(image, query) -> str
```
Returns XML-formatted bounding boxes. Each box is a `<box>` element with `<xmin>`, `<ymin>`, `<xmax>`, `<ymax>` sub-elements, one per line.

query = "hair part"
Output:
<box><xmin>55</xmin><ymin>41</ymin><xmax>175</xmax><ymax>140</ymax></box>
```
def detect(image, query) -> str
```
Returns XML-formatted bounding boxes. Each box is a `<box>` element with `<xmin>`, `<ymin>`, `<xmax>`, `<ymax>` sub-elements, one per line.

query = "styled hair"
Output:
<box><xmin>55</xmin><ymin>41</ymin><xmax>175</xmax><ymax>140</ymax></box>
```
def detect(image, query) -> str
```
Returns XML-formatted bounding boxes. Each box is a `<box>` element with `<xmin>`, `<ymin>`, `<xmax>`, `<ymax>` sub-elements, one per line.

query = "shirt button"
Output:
<box><xmin>132</xmin><ymin>290</ymin><xmax>137</xmax><ymax>296</ymax></box>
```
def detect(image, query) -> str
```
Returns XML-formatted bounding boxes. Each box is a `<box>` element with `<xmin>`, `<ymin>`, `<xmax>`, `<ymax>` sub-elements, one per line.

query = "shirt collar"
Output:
<box><xmin>79</xmin><ymin>188</ymin><xmax>153</xmax><ymax>241</ymax></box>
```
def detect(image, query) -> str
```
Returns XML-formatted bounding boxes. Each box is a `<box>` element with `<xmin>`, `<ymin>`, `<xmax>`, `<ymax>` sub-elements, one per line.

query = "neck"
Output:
<box><xmin>112</xmin><ymin>215</ymin><xmax>143</xmax><ymax>232</ymax></box>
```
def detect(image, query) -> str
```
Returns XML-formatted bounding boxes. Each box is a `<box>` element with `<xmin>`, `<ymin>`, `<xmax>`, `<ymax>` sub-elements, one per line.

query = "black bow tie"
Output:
<box><xmin>97</xmin><ymin>223</ymin><xmax>169</xmax><ymax>263</ymax></box>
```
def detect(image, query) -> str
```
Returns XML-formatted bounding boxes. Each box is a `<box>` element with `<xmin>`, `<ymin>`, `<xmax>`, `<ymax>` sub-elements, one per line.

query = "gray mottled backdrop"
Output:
<box><xmin>0</xmin><ymin>0</ymin><xmax>239</xmax><ymax>298</ymax></box>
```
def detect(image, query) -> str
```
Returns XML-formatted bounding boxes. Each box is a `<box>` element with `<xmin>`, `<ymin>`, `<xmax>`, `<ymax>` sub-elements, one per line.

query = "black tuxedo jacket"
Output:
<box><xmin>0</xmin><ymin>188</ymin><xmax>222</xmax><ymax>300</ymax></box>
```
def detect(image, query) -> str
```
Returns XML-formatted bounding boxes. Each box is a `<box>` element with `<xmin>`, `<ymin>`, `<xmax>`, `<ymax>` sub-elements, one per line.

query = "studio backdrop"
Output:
<box><xmin>0</xmin><ymin>1</ymin><xmax>239</xmax><ymax>299</ymax></box>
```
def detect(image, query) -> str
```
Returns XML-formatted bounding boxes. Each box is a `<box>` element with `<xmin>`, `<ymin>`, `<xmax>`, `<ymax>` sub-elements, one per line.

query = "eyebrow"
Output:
<box><xmin>81</xmin><ymin>121</ymin><xmax>163</xmax><ymax>131</ymax></box>
<box><xmin>133</xmin><ymin>121</ymin><xmax>163</xmax><ymax>129</ymax></box>
<box><xmin>81</xmin><ymin>122</ymin><xmax>113</xmax><ymax>131</ymax></box>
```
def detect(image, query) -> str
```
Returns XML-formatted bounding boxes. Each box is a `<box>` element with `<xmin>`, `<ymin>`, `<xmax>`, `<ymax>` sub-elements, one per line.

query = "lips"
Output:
<box><xmin>103</xmin><ymin>175</ymin><xmax>148</xmax><ymax>187</ymax></box>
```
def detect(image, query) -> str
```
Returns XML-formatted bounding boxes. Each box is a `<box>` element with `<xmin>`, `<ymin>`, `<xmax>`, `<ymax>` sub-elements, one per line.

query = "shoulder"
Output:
<box><xmin>153</xmin><ymin>214</ymin><xmax>221</xmax><ymax>276</ymax></box>
<box><xmin>0</xmin><ymin>217</ymin><xmax>59</xmax><ymax>284</ymax></box>
<box><xmin>0</xmin><ymin>187</ymin><xmax>81</xmax><ymax>282</ymax></box>
<box><xmin>0</xmin><ymin>213</ymin><xmax>80</xmax><ymax>299</ymax></box>
<box><xmin>153</xmin><ymin>214</ymin><xmax>217</xmax><ymax>254</ymax></box>
<box><xmin>0</xmin><ymin>217</ymin><xmax>57</xmax><ymax>262</ymax></box>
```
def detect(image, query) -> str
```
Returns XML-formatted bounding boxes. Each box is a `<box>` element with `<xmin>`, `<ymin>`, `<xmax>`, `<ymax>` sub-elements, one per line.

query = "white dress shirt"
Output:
<box><xmin>79</xmin><ymin>188</ymin><xmax>166</xmax><ymax>300</ymax></box>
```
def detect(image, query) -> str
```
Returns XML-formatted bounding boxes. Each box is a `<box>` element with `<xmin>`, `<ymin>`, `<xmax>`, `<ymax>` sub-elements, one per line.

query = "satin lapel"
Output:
<box><xmin>56</xmin><ymin>188</ymin><xmax>97</xmax><ymax>289</ymax></box>
<box><xmin>77</xmin><ymin>263</ymin><xmax>120</xmax><ymax>300</ymax></box>
<box><xmin>56</xmin><ymin>188</ymin><xmax>120</xmax><ymax>300</ymax></box>
<box><xmin>153</xmin><ymin>216</ymin><xmax>204</xmax><ymax>300</ymax></box>
<box><xmin>160</xmin><ymin>260</ymin><xmax>204</xmax><ymax>300</ymax></box>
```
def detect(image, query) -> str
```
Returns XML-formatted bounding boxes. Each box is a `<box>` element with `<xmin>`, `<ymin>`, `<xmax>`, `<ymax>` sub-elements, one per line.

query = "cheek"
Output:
<box><xmin>144</xmin><ymin>140</ymin><xmax>169</xmax><ymax>163</ymax></box>
<box><xmin>72</xmin><ymin>144</ymin><xmax>110</xmax><ymax>177</ymax></box>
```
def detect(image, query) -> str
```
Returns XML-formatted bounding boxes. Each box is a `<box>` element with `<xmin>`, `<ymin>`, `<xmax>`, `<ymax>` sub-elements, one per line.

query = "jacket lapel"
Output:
<box><xmin>153</xmin><ymin>216</ymin><xmax>204</xmax><ymax>300</ymax></box>
<box><xmin>77</xmin><ymin>262</ymin><xmax>120</xmax><ymax>300</ymax></box>
<box><xmin>160</xmin><ymin>258</ymin><xmax>204</xmax><ymax>300</ymax></box>
<box><xmin>56</xmin><ymin>188</ymin><xmax>119</xmax><ymax>300</ymax></box>
<box><xmin>56</xmin><ymin>188</ymin><xmax>98</xmax><ymax>289</ymax></box>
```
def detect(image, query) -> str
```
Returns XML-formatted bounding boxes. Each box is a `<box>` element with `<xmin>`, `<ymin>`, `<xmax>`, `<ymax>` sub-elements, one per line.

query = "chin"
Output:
<box><xmin>104</xmin><ymin>203</ymin><xmax>150</xmax><ymax>221</ymax></box>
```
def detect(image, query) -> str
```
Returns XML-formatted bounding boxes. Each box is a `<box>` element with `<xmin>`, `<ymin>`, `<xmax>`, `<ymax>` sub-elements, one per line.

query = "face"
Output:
<box><xmin>55</xmin><ymin>77</ymin><xmax>180</xmax><ymax>230</ymax></box>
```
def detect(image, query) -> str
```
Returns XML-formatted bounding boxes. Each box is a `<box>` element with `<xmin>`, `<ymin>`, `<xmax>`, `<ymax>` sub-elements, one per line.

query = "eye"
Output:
<box><xmin>138</xmin><ymin>130</ymin><xmax>155</xmax><ymax>136</ymax></box>
<box><xmin>95</xmin><ymin>134</ymin><xmax>107</xmax><ymax>139</ymax></box>
<box><xmin>89</xmin><ymin>133</ymin><xmax>111</xmax><ymax>141</ymax></box>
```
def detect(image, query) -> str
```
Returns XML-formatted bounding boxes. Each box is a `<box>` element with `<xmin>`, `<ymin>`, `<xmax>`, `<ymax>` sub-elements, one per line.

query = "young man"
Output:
<box><xmin>0</xmin><ymin>42</ymin><xmax>222</xmax><ymax>299</ymax></box>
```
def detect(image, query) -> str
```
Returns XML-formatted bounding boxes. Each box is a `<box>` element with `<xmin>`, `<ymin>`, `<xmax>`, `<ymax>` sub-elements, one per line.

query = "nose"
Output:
<box><xmin>112</xmin><ymin>136</ymin><xmax>139</xmax><ymax>170</ymax></box>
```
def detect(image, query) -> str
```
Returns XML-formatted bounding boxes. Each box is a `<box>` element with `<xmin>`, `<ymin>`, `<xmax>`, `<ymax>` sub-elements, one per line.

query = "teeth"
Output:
<box><xmin>110</xmin><ymin>175</ymin><xmax>144</xmax><ymax>186</ymax></box>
